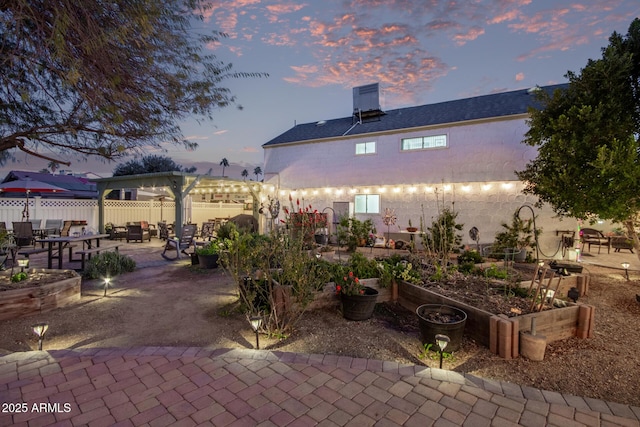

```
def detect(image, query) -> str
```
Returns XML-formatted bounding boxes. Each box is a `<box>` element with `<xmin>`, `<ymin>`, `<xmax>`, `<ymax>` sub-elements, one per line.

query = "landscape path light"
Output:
<box><xmin>435</xmin><ymin>334</ymin><xmax>450</xmax><ymax>369</ymax></box>
<box><xmin>621</xmin><ymin>262</ymin><xmax>630</xmax><ymax>281</ymax></box>
<box><xmin>250</xmin><ymin>315</ymin><xmax>263</xmax><ymax>349</ymax></box>
<box><xmin>32</xmin><ymin>322</ymin><xmax>49</xmax><ymax>351</ymax></box>
<box><xmin>18</xmin><ymin>258</ymin><xmax>29</xmax><ymax>273</ymax></box>
<box><xmin>103</xmin><ymin>277</ymin><xmax>111</xmax><ymax>297</ymax></box>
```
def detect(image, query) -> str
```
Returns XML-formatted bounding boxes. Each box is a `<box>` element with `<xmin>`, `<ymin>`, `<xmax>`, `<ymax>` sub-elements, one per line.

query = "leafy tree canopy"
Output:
<box><xmin>112</xmin><ymin>155</ymin><xmax>196</xmax><ymax>176</ymax></box>
<box><xmin>0</xmin><ymin>0</ymin><xmax>266</xmax><ymax>167</ymax></box>
<box><xmin>517</xmin><ymin>18</ymin><xmax>640</xmax><ymax>230</ymax></box>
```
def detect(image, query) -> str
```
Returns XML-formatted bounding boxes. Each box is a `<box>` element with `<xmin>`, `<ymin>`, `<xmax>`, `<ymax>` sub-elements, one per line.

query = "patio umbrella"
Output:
<box><xmin>0</xmin><ymin>179</ymin><xmax>68</xmax><ymax>221</ymax></box>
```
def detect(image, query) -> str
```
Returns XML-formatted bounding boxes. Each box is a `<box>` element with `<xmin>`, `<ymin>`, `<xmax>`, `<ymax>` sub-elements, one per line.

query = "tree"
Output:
<box><xmin>241</xmin><ymin>169</ymin><xmax>248</xmax><ymax>181</ymax></box>
<box><xmin>253</xmin><ymin>166</ymin><xmax>262</xmax><ymax>182</ymax></box>
<box><xmin>0</xmin><ymin>1</ymin><xmax>266</xmax><ymax>167</ymax></box>
<box><xmin>113</xmin><ymin>155</ymin><xmax>196</xmax><ymax>176</ymax></box>
<box><xmin>220</xmin><ymin>158</ymin><xmax>229</xmax><ymax>177</ymax></box>
<box><xmin>47</xmin><ymin>162</ymin><xmax>59</xmax><ymax>173</ymax></box>
<box><xmin>517</xmin><ymin>18</ymin><xmax>640</xmax><ymax>259</ymax></box>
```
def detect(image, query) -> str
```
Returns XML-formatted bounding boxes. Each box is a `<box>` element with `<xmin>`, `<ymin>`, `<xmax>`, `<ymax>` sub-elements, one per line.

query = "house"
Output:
<box><xmin>0</xmin><ymin>170</ymin><xmax>98</xmax><ymax>199</ymax></box>
<box><xmin>262</xmin><ymin>83</ymin><xmax>581</xmax><ymax>255</ymax></box>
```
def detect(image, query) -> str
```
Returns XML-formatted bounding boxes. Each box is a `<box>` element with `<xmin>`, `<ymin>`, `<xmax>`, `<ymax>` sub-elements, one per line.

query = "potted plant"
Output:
<box><xmin>195</xmin><ymin>240</ymin><xmax>221</xmax><ymax>269</ymax></box>
<box><xmin>416</xmin><ymin>304</ymin><xmax>467</xmax><ymax>352</ymax></box>
<box><xmin>406</xmin><ymin>219</ymin><xmax>418</xmax><ymax>233</ymax></box>
<box><xmin>492</xmin><ymin>211</ymin><xmax>538</xmax><ymax>262</ymax></box>
<box><xmin>335</xmin><ymin>271</ymin><xmax>378</xmax><ymax>321</ymax></box>
<box><xmin>337</xmin><ymin>216</ymin><xmax>374</xmax><ymax>251</ymax></box>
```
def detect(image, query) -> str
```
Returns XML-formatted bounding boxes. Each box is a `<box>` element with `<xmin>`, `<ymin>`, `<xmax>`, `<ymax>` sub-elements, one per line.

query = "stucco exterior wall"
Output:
<box><xmin>263</xmin><ymin>116</ymin><xmax>538</xmax><ymax>188</ymax></box>
<box><xmin>262</xmin><ymin>115</ymin><xmax>608</xmax><ymax>260</ymax></box>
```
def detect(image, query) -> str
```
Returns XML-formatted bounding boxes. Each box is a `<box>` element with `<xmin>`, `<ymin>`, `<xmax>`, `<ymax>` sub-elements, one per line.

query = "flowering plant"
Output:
<box><xmin>281</xmin><ymin>195</ymin><xmax>327</xmax><ymax>246</ymax></box>
<box><xmin>335</xmin><ymin>271</ymin><xmax>365</xmax><ymax>296</ymax></box>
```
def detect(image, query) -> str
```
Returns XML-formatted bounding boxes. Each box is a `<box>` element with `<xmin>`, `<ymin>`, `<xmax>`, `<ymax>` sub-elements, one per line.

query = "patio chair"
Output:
<box><xmin>44</xmin><ymin>219</ymin><xmax>63</xmax><ymax>236</ymax></box>
<box><xmin>157</xmin><ymin>222</ymin><xmax>174</xmax><ymax>240</ymax></box>
<box><xmin>580</xmin><ymin>228</ymin><xmax>611</xmax><ymax>254</ymax></box>
<box><xmin>12</xmin><ymin>222</ymin><xmax>35</xmax><ymax>247</ymax></box>
<box><xmin>161</xmin><ymin>224</ymin><xmax>197</xmax><ymax>260</ymax></box>
<box><xmin>126</xmin><ymin>224</ymin><xmax>150</xmax><ymax>242</ymax></box>
<box><xmin>140</xmin><ymin>221</ymin><xmax>157</xmax><ymax>238</ymax></box>
<box><xmin>200</xmin><ymin>222</ymin><xmax>216</xmax><ymax>241</ymax></box>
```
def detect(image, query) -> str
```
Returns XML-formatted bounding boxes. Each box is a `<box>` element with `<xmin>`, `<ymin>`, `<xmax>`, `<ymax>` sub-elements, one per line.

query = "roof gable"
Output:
<box><xmin>263</xmin><ymin>84</ymin><xmax>567</xmax><ymax>147</ymax></box>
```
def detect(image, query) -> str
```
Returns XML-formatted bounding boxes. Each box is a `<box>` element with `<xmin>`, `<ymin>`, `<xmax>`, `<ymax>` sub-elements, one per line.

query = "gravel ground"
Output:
<box><xmin>0</xmin><ymin>262</ymin><xmax>638</xmax><ymax>407</ymax></box>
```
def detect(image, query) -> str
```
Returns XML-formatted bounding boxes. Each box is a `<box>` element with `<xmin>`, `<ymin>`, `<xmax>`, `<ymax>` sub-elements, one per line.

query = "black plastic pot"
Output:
<box><xmin>197</xmin><ymin>253</ymin><xmax>219</xmax><ymax>269</ymax></box>
<box><xmin>340</xmin><ymin>286</ymin><xmax>378</xmax><ymax>321</ymax></box>
<box><xmin>416</xmin><ymin>304</ymin><xmax>467</xmax><ymax>352</ymax></box>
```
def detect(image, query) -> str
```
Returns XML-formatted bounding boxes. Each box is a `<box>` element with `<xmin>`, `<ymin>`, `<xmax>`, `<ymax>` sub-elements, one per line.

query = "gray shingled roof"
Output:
<box><xmin>263</xmin><ymin>84</ymin><xmax>567</xmax><ymax>147</ymax></box>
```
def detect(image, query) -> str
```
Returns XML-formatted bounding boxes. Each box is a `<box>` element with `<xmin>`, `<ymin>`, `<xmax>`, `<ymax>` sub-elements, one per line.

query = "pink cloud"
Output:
<box><xmin>453</xmin><ymin>26</ymin><xmax>485</xmax><ymax>46</ymax></box>
<box><xmin>515</xmin><ymin>72</ymin><xmax>525</xmax><ymax>81</ymax></box>
<box><xmin>265</xmin><ymin>3</ymin><xmax>307</xmax><ymax>14</ymax></box>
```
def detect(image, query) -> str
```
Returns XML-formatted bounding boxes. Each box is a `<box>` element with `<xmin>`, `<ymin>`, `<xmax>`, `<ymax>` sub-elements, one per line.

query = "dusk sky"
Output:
<box><xmin>2</xmin><ymin>0</ymin><xmax>639</xmax><ymax>179</ymax></box>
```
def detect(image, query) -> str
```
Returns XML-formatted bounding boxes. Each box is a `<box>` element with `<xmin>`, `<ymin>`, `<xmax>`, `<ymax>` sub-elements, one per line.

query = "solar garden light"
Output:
<box><xmin>32</xmin><ymin>323</ymin><xmax>49</xmax><ymax>351</ymax></box>
<box><xmin>249</xmin><ymin>315</ymin><xmax>263</xmax><ymax>349</ymax></box>
<box><xmin>18</xmin><ymin>258</ymin><xmax>29</xmax><ymax>273</ymax></box>
<box><xmin>435</xmin><ymin>334</ymin><xmax>450</xmax><ymax>369</ymax></box>
<box><xmin>621</xmin><ymin>262</ymin><xmax>630</xmax><ymax>281</ymax></box>
<box><xmin>103</xmin><ymin>277</ymin><xmax>111</xmax><ymax>297</ymax></box>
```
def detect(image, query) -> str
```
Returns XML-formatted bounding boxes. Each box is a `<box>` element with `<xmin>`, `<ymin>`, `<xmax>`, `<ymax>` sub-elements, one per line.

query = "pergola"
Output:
<box><xmin>92</xmin><ymin>172</ymin><xmax>262</xmax><ymax>235</ymax></box>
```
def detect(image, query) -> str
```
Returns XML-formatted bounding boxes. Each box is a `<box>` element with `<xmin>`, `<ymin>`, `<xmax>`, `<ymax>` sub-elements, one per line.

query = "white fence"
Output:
<box><xmin>0</xmin><ymin>197</ymin><xmax>248</xmax><ymax>231</ymax></box>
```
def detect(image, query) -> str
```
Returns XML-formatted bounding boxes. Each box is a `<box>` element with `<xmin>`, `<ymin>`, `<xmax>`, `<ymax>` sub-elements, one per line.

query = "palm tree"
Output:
<box><xmin>253</xmin><ymin>166</ymin><xmax>262</xmax><ymax>182</ymax></box>
<box><xmin>241</xmin><ymin>169</ymin><xmax>248</xmax><ymax>181</ymax></box>
<box><xmin>47</xmin><ymin>161</ymin><xmax>59</xmax><ymax>173</ymax></box>
<box><xmin>220</xmin><ymin>158</ymin><xmax>229</xmax><ymax>177</ymax></box>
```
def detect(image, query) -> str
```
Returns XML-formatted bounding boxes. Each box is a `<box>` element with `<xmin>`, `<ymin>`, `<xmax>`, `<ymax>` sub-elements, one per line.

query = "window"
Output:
<box><xmin>354</xmin><ymin>194</ymin><xmax>380</xmax><ymax>214</ymax></box>
<box><xmin>401</xmin><ymin>134</ymin><xmax>447</xmax><ymax>151</ymax></box>
<box><xmin>355</xmin><ymin>141</ymin><xmax>376</xmax><ymax>155</ymax></box>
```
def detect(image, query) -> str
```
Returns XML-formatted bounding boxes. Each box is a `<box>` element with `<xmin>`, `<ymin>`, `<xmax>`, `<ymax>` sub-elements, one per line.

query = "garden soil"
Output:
<box><xmin>0</xmin><ymin>262</ymin><xmax>638</xmax><ymax>408</ymax></box>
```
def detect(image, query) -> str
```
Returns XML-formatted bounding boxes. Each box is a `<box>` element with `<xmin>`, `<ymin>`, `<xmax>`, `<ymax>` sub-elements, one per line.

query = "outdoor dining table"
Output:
<box><xmin>36</xmin><ymin>233</ymin><xmax>110</xmax><ymax>269</ymax></box>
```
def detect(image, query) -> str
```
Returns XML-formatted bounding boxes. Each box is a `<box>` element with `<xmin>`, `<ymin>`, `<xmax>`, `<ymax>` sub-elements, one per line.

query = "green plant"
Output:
<box><xmin>457</xmin><ymin>250</ymin><xmax>483</xmax><ymax>264</ymax></box>
<box><xmin>493</xmin><ymin>211</ymin><xmax>538</xmax><ymax>252</ymax></box>
<box><xmin>217</xmin><ymin>221</ymin><xmax>238</xmax><ymax>241</ymax></box>
<box><xmin>221</xmin><ymin>197</ymin><xmax>333</xmax><ymax>336</ymax></box>
<box><xmin>337</xmin><ymin>216</ymin><xmax>374</xmax><ymax>252</ymax></box>
<box><xmin>482</xmin><ymin>264</ymin><xmax>508</xmax><ymax>280</ymax></box>
<box><xmin>418</xmin><ymin>343</ymin><xmax>455</xmax><ymax>362</ymax></box>
<box><xmin>195</xmin><ymin>240</ymin><xmax>222</xmax><ymax>256</ymax></box>
<box><xmin>84</xmin><ymin>252</ymin><xmax>136</xmax><ymax>279</ymax></box>
<box><xmin>11</xmin><ymin>272</ymin><xmax>27</xmax><ymax>282</ymax></box>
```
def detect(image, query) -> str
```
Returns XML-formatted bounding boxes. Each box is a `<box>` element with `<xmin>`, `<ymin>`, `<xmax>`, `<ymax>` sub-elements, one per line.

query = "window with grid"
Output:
<box><xmin>355</xmin><ymin>141</ymin><xmax>376</xmax><ymax>155</ymax></box>
<box><xmin>401</xmin><ymin>134</ymin><xmax>447</xmax><ymax>151</ymax></box>
<box><xmin>354</xmin><ymin>194</ymin><xmax>380</xmax><ymax>214</ymax></box>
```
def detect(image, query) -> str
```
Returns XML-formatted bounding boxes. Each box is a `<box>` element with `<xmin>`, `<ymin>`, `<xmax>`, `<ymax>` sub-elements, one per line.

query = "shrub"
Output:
<box><xmin>195</xmin><ymin>240</ymin><xmax>222</xmax><ymax>255</ymax></box>
<box><xmin>457</xmin><ymin>250</ymin><xmax>483</xmax><ymax>264</ymax></box>
<box><xmin>84</xmin><ymin>252</ymin><xmax>136</xmax><ymax>279</ymax></box>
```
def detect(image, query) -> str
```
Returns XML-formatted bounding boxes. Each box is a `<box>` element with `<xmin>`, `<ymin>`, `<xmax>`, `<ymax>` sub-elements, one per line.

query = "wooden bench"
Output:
<box><xmin>76</xmin><ymin>244</ymin><xmax>119</xmax><ymax>270</ymax></box>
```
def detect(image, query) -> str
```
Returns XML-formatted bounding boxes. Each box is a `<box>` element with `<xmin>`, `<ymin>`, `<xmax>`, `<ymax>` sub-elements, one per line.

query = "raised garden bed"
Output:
<box><xmin>0</xmin><ymin>269</ymin><xmax>81</xmax><ymax>321</ymax></box>
<box><xmin>396</xmin><ymin>280</ymin><xmax>595</xmax><ymax>359</ymax></box>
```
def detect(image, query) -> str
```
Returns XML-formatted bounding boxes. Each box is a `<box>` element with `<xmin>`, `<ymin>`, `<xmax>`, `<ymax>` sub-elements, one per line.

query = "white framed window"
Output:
<box><xmin>354</xmin><ymin>194</ymin><xmax>380</xmax><ymax>214</ymax></box>
<box><xmin>401</xmin><ymin>134</ymin><xmax>447</xmax><ymax>151</ymax></box>
<box><xmin>355</xmin><ymin>141</ymin><xmax>376</xmax><ymax>155</ymax></box>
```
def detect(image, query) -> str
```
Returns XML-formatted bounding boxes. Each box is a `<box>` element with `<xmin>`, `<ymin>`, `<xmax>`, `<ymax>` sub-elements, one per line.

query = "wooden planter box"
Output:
<box><xmin>0</xmin><ymin>270</ymin><xmax>81</xmax><ymax>321</ymax></box>
<box><xmin>397</xmin><ymin>280</ymin><xmax>595</xmax><ymax>359</ymax></box>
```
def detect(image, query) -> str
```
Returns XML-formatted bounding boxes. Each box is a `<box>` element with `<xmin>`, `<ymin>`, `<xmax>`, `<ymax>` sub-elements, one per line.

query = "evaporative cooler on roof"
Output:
<box><xmin>352</xmin><ymin>83</ymin><xmax>384</xmax><ymax>121</ymax></box>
